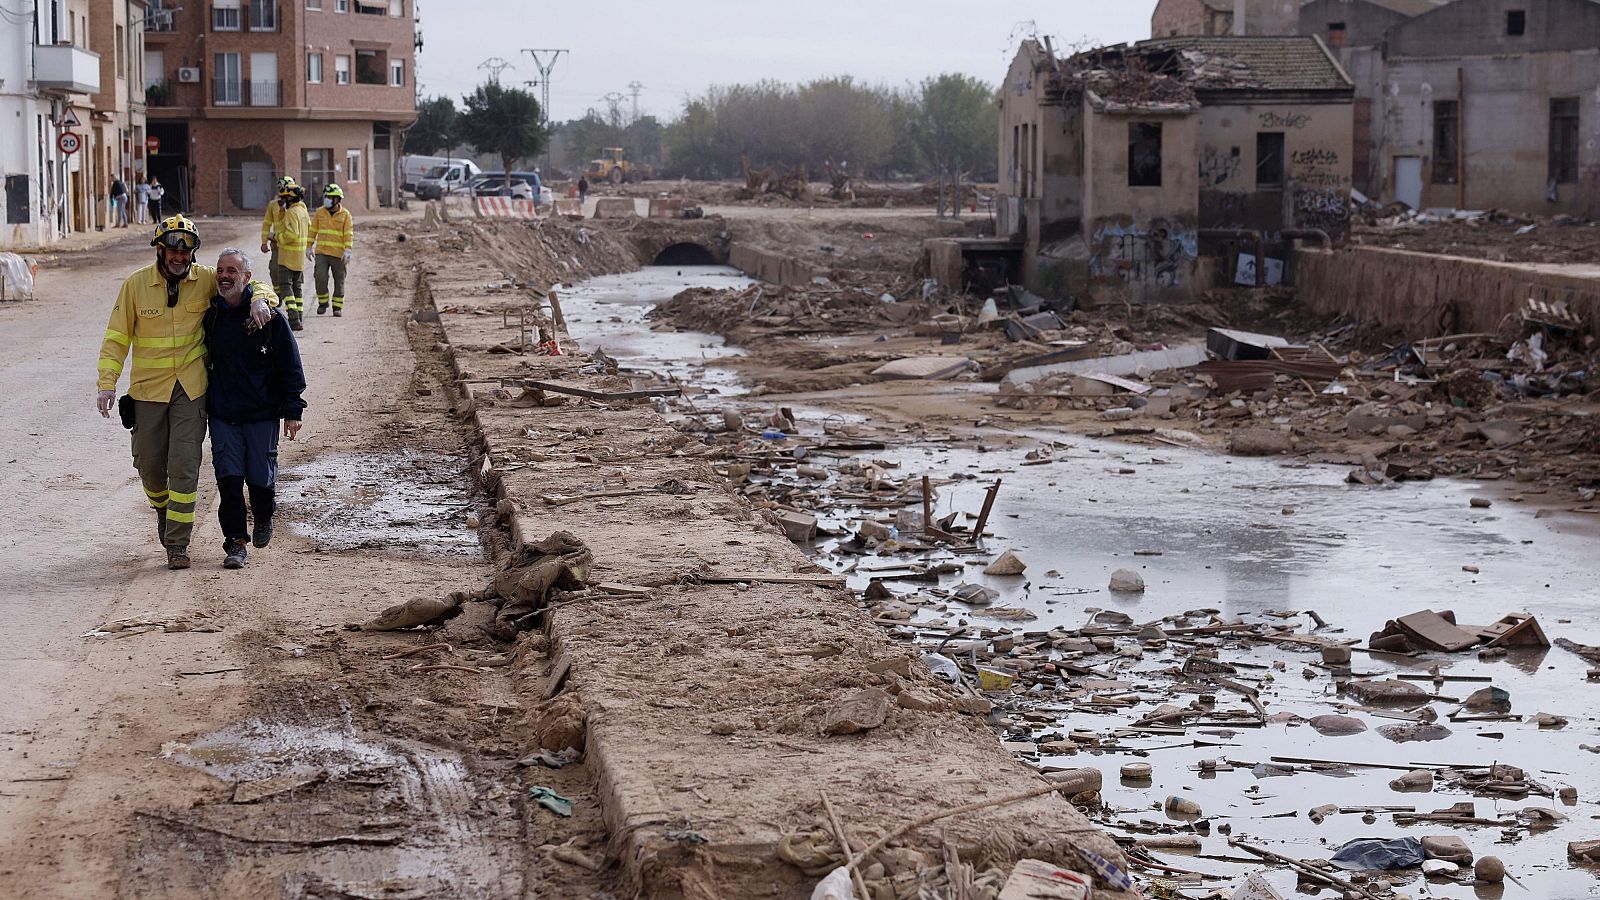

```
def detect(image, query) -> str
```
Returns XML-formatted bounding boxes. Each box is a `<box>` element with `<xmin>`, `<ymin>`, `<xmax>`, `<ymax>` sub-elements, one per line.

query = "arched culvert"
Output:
<box><xmin>650</xmin><ymin>242</ymin><xmax>719</xmax><ymax>266</ymax></box>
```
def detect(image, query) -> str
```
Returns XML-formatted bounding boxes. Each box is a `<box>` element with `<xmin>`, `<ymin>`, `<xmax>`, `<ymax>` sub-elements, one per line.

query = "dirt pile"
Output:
<box><xmin>1352</xmin><ymin>213</ymin><xmax>1600</xmax><ymax>265</ymax></box>
<box><xmin>420</xmin><ymin>210</ymin><xmax>642</xmax><ymax>289</ymax></box>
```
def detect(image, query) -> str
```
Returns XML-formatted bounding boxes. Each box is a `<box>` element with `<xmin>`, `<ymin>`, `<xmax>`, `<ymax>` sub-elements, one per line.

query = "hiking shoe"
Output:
<box><xmin>252</xmin><ymin>521</ymin><xmax>273</xmax><ymax>548</ymax></box>
<box><xmin>167</xmin><ymin>547</ymin><xmax>191</xmax><ymax>570</ymax></box>
<box><xmin>332</xmin><ymin>309</ymin><xmax>342</xmax><ymax>317</ymax></box>
<box><xmin>290</xmin><ymin>318</ymin><xmax>305</xmax><ymax>332</ymax></box>
<box><xmin>223</xmin><ymin>540</ymin><xmax>248</xmax><ymax>569</ymax></box>
<box><xmin>317</xmin><ymin>302</ymin><xmax>328</xmax><ymax>315</ymax></box>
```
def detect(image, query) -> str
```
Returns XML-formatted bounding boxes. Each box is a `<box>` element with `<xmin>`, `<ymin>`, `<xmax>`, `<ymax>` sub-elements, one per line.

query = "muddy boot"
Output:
<box><xmin>317</xmin><ymin>301</ymin><xmax>328</xmax><ymax>315</ymax></box>
<box><xmin>167</xmin><ymin>546</ymin><xmax>191</xmax><ymax>570</ymax></box>
<box><xmin>223</xmin><ymin>539</ymin><xmax>248</xmax><ymax>569</ymax></box>
<box><xmin>290</xmin><ymin>313</ymin><xmax>304</xmax><ymax>332</ymax></box>
<box><xmin>332</xmin><ymin>308</ymin><xmax>342</xmax><ymax>318</ymax></box>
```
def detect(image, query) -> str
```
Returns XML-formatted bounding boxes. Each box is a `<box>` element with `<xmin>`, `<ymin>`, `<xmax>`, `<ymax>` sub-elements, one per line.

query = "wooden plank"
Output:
<box><xmin>520</xmin><ymin>379</ymin><xmax>681</xmax><ymax>401</ymax></box>
<box><xmin>699</xmin><ymin>573</ymin><xmax>846</xmax><ymax>587</ymax></box>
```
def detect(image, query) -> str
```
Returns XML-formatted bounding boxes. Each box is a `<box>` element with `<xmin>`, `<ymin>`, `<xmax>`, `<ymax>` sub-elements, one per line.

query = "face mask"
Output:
<box><xmin>325</xmin><ymin>198</ymin><xmax>336</xmax><ymax>208</ymax></box>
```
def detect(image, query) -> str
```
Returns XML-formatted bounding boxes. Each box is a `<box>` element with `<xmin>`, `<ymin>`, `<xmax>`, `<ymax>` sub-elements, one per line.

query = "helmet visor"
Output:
<box><xmin>156</xmin><ymin>230</ymin><xmax>198</xmax><ymax>251</ymax></box>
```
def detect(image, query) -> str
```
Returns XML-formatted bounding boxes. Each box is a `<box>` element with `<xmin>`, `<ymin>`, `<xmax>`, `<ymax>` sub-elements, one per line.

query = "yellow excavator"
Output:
<box><xmin>585</xmin><ymin>147</ymin><xmax>636</xmax><ymax>184</ymax></box>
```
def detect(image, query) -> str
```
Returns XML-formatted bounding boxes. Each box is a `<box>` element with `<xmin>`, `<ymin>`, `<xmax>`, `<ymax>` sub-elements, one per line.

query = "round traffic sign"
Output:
<box><xmin>58</xmin><ymin>132</ymin><xmax>81</xmax><ymax>155</ymax></box>
<box><xmin>146</xmin><ymin>136</ymin><xmax>160</xmax><ymax>153</ymax></box>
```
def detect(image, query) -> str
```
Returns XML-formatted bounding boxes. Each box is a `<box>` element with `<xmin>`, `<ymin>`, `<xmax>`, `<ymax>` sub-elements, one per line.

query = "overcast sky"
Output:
<box><xmin>414</xmin><ymin>1</ymin><xmax>1158</xmax><ymax>123</ymax></box>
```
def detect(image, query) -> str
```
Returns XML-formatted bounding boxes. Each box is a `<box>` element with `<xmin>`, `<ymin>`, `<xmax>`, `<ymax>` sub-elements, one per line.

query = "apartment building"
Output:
<box><xmin>142</xmin><ymin>0</ymin><xmax>418</xmax><ymax>216</ymax></box>
<box><xmin>1</xmin><ymin>0</ymin><xmax>104</xmax><ymax>247</ymax></box>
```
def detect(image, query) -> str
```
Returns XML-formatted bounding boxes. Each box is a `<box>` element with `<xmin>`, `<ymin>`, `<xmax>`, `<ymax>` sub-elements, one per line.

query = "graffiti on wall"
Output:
<box><xmin>1089</xmin><ymin>219</ymin><xmax>1199</xmax><ymax>288</ymax></box>
<box><xmin>1290</xmin><ymin>145</ymin><xmax>1347</xmax><ymax>189</ymax></box>
<box><xmin>1260</xmin><ymin>111</ymin><xmax>1310</xmax><ymax>130</ymax></box>
<box><xmin>1293</xmin><ymin>189</ymin><xmax>1349</xmax><ymax>231</ymax></box>
<box><xmin>1199</xmin><ymin>147</ymin><xmax>1242</xmax><ymax>187</ymax></box>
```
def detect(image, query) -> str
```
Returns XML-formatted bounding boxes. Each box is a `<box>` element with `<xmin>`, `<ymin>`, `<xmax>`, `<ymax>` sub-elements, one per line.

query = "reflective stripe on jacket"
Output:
<box><xmin>311</xmin><ymin>206</ymin><xmax>354</xmax><ymax>256</ymax></box>
<box><xmin>260</xmin><ymin>202</ymin><xmax>283</xmax><ymax>244</ymax></box>
<box><xmin>274</xmin><ymin>202</ymin><xmax>311</xmax><ymax>272</ymax></box>
<box><xmin>98</xmin><ymin>264</ymin><xmax>280</xmax><ymax>402</ymax></box>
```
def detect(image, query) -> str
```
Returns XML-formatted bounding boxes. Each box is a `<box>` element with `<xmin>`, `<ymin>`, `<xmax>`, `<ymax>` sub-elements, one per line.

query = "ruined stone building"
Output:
<box><xmin>995</xmin><ymin>37</ymin><xmax>1353</xmax><ymax>304</ymax></box>
<box><xmin>1152</xmin><ymin>0</ymin><xmax>1305</xmax><ymax>36</ymax></box>
<box><xmin>141</xmin><ymin>0</ymin><xmax>418</xmax><ymax>215</ymax></box>
<box><xmin>1300</xmin><ymin>0</ymin><xmax>1600</xmax><ymax>215</ymax></box>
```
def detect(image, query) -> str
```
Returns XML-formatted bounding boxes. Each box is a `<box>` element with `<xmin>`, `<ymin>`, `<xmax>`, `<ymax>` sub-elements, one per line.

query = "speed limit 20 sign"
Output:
<box><xmin>57</xmin><ymin>132</ymin><xmax>81</xmax><ymax>155</ymax></box>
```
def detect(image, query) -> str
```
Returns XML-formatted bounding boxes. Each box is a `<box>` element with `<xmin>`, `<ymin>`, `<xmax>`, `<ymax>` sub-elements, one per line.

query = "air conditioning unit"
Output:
<box><xmin>176</xmin><ymin>67</ymin><xmax>201</xmax><ymax>83</ymax></box>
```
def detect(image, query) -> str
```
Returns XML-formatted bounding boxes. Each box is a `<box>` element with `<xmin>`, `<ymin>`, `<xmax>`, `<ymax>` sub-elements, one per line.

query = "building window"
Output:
<box><xmin>1256</xmin><ymin>132</ymin><xmax>1284</xmax><ymax>188</ymax></box>
<box><xmin>249</xmin><ymin>0</ymin><xmax>278</xmax><ymax>31</ymax></box>
<box><xmin>1506</xmin><ymin>10</ymin><xmax>1526</xmax><ymax>35</ymax></box>
<box><xmin>212</xmin><ymin>0</ymin><xmax>241</xmax><ymax>30</ymax></box>
<box><xmin>390</xmin><ymin>59</ymin><xmax>404</xmax><ymax>86</ymax></box>
<box><xmin>1550</xmin><ymin>97</ymin><xmax>1580</xmax><ymax>184</ymax></box>
<box><xmin>1128</xmin><ymin>122</ymin><xmax>1162</xmax><ymax>187</ymax></box>
<box><xmin>306</xmin><ymin>0</ymin><xmax>321</xmax><ymax>7</ymax></box>
<box><xmin>346</xmin><ymin>148</ymin><xmax>362</xmax><ymax>182</ymax></box>
<box><xmin>334</xmin><ymin>54</ymin><xmax>351</xmax><ymax>85</ymax></box>
<box><xmin>144</xmin><ymin>49</ymin><xmax>164</xmax><ymax>90</ymax></box>
<box><xmin>390</xmin><ymin>0</ymin><xmax>403</xmax><ymax>16</ymax></box>
<box><xmin>1327</xmin><ymin>22</ymin><xmax>1346</xmax><ymax>48</ymax></box>
<box><xmin>335</xmin><ymin>0</ymin><xmax>347</xmax><ymax>11</ymax></box>
<box><xmin>115</xmin><ymin>25</ymin><xmax>125</xmax><ymax>75</ymax></box>
<box><xmin>307</xmin><ymin>52</ymin><xmax>323</xmax><ymax>83</ymax></box>
<box><xmin>354</xmin><ymin>0</ymin><xmax>386</xmax><ymax>13</ymax></box>
<box><xmin>301</xmin><ymin>148</ymin><xmax>334</xmax><ymax>197</ymax></box>
<box><xmin>1432</xmin><ymin>100</ymin><xmax>1459</xmax><ymax>183</ymax></box>
<box><xmin>355</xmin><ymin>49</ymin><xmax>387</xmax><ymax>84</ymax></box>
<box><xmin>214</xmin><ymin>52</ymin><xmax>242</xmax><ymax>105</ymax></box>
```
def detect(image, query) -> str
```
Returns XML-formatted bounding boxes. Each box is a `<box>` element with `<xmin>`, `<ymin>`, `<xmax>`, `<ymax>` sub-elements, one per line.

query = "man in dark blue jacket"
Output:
<box><xmin>204</xmin><ymin>248</ymin><xmax>308</xmax><ymax>569</ymax></box>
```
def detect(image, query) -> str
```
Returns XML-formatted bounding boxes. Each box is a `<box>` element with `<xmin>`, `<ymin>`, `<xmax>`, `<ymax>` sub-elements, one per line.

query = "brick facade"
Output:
<box><xmin>143</xmin><ymin>0</ymin><xmax>416</xmax><ymax>216</ymax></box>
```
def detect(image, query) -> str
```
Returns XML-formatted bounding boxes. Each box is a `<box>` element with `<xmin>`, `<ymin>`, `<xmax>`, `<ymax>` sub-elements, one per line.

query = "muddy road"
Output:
<box><xmin>0</xmin><ymin>217</ymin><xmax>599</xmax><ymax>898</ymax></box>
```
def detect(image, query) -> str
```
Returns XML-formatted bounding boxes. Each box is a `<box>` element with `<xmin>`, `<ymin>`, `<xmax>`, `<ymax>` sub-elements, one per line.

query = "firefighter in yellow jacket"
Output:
<box><xmin>310</xmin><ymin>184</ymin><xmax>355</xmax><ymax>317</ymax></box>
<box><xmin>258</xmin><ymin>175</ymin><xmax>294</xmax><ymax>287</ymax></box>
<box><xmin>96</xmin><ymin>216</ymin><xmax>278</xmax><ymax>569</ymax></box>
<box><xmin>274</xmin><ymin>182</ymin><xmax>312</xmax><ymax>331</ymax></box>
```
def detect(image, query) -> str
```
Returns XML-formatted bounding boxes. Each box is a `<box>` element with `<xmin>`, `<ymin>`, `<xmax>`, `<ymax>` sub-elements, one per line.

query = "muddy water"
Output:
<box><xmin>560</xmin><ymin>269</ymin><xmax>1600</xmax><ymax>898</ymax></box>
<box><xmin>555</xmin><ymin>265</ymin><xmax>755</xmax><ymax>393</ymax></box>
<box><xmin>276</xmin><ymin>449</ymin><xmax>481</xmax><ymax>556</ymax></box>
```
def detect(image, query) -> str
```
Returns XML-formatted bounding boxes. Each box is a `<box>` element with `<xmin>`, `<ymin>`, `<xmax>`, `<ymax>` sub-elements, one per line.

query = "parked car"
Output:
<box><xmin>401</xmin><ymin>155</ymin><xmax>478</xmax><ymax>194</ymax></box>
<box><xmin>414</xmin><ymin>160</ymin><xmax>483</xmax><ymax>199</ymax></box>
<box><xmin>471</xmin><ymin>171</ymin><xmax>542</xmax><ymax>200</ymax></box>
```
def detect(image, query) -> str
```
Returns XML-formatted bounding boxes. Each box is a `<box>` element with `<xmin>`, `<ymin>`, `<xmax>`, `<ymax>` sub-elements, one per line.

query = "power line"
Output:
<box><xmin>600</xmin><ymin>91</ymin><xmax>625</xmax><ymax>128</ymax></box>
<box><xmin>626</xmin><ymin>81</ymin><xmax>643</xmax><ymax>123</ymax></box>
<box><xmin>478</xmin><ymin>57</ymin><xmax>514</xmax><ymax>83</ymax></box>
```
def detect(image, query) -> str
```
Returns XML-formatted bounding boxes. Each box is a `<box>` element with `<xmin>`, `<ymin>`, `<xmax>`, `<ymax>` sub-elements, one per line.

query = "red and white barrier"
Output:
<box><xmin>475</xmin><ymin>197</ymin><xmax>539</xmax><ymax>219</ymax></box>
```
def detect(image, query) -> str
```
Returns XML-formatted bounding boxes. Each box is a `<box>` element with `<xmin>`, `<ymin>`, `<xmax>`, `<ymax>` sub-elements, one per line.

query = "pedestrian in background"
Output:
<box><xmin>204</xmin><ymin>248</ymin><xmax>306</xmax><ymax>569</ymax></box>
<box><xmin>260</xmin><ymin>176</ymin><xmax>294</xmax><ymax>291</ymax></box>
<box><xmin>272</xmin><ymin>182</ymin><xmax>311</xmax><ymax>331</ymax></box>
<box><xmin>577</xmin><ymin>175</ymin><xmax>589</xmax><ymax>205</ymax></box>
<box><xmin>110</xmin><ymin>176</ymin><xmax>129</xmax><ymax>228</ymax></box>
<box><xmin>96</xmin><ymin>217</ymin><xmax>275</xmax><ymax>569</ymax></box>
<box><xmin>134</xmin><ymin>175</ymin><xmax>150</xmax><ymax>224</ymax></box>
<box><xmin>147</xmin><ymin>177</ymin><xmax>164</xmax><ymax>221</ymax></box>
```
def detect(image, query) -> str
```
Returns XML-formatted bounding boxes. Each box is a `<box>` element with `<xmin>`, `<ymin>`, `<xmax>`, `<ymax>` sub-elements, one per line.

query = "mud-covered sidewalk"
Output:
<box><xmin>419</xmin><ymin>226</ymin><xmax>1135</xmax><ymax>897</ymax></box>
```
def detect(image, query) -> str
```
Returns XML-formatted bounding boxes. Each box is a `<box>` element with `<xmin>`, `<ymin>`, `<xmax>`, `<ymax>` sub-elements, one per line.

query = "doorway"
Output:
<box><xmin>1394</xmin><ymin>156</ymin><xmax>1423</xmax><ymax>210</ymax></box>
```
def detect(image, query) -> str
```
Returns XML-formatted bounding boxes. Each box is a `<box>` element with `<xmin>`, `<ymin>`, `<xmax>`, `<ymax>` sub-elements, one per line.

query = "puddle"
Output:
<box><xmin>556</xmin><ymin>267</ymin><xmax>1600</xmax><ymax>897</ymax></box>
<box><xmin>276</xmin><ymin>449</ymin><xmax>480</xmax><ymax>556</ymax></box>
<box><xmin>557</xmin><ymin>265</ymin><xmax>755</xmax><ymax>394</ymax></box>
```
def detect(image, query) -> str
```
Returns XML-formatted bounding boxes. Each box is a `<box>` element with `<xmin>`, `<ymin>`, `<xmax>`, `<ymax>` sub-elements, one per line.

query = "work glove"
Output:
<box><xmin>249</xmin><ymin>295</ymin><xmax>272</xmax><ymax>329</ymax></box>
<box><xmin>259</xmin><ymin>241</ymin><xmax>270</xmax><ymax>254</ymax></box>
<box><xmin>343</xmin><ymin>251</ymin><xmax>351</xmax><ymax>264</ymax></box>
<box><xmin>97</xmin><ymin>389</ymin><xmax>116</xmax><ymax>418</ymax></box>
<box><xmin>306</xmin><ymin>249</ymin><xmax>315</xmax><ymax>262</ymax></box>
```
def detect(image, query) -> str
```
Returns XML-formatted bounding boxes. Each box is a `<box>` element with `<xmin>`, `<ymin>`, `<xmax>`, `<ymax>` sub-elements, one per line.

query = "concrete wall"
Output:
<box><xmin>1297</xmin><ymin>245</ymin><xmax>1600</xmax><ymax>336</ymax></box>
<box><xmin>1299</xmin><ymin>0</ymin><xmax>1416</xmax><ymax>47</ymax></box>
<box><xmin>729</xmin><ymin>243</ymin><xmax>818</xmax><ymax>288</ymax></box>
<box><xmin>1390</xmin><ymin>0</ymin><xmax>1600</xmax><ymax>57</ymax></box>
<box><xmin>1152</xmin><ymin>0</ymin><xmax>1216</xmax><ymax>36</ymax></box>
<box><xmin>1196</xmin><ymin>99</ymin><xmax>1354</xmax><ymax>238</ymax></box>
<box><xmin>1381</xmin><ymin>50</ymin><xmax>1600</xmax><ymax>214</ymax></box>
<box><xmin>1083</xmin><ymin>102</ymin><xmax>1201</xmax><ymax>302</ymax></box>
<box><xmin>1153</xmin><ymin>0</ymin><xmax>1299</xmax><ymax>36</ymax></box>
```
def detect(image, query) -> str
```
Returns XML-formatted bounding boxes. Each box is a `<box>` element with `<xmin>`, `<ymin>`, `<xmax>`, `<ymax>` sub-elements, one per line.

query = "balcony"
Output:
<box><xmin>214</xmin><ymin>79</ymin><xmax>281</xmax><ymax>106</ymax></box>
<box><xmin>34</xmin><ymin>44</ymin><xmax>102</xmax><ymax>95</ymax></box>
<box><xmin>248</xmin><ymin>2</ymin><xmax>278</xmax><ymax>31</ymax></box>
<box><xmin>144</xmin><ymin>3</ymin><xmax>177</xmax><ymax>30</ymax></box>
<box><xmin>145</xmin><ymin>81</ymin><xmax>174</xmax><ymax>107</ymax></box>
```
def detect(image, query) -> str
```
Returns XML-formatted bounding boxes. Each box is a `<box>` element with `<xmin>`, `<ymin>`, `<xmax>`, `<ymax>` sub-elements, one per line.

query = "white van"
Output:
<box><xmin>400</xmin><ymin>155</ymin><xmax>480</xmax><ymax>194</ymax></box>
<box><xmin>414</xmin><ymin>160</ymin><xmax>483</xmax><ymax>200</ymax></box>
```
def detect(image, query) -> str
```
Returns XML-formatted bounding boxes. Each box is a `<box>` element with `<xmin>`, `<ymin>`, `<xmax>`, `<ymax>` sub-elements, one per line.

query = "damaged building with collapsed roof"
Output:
<box><xmin>993</xmin><ymin>36</ymin><xmax>1354</xmax><ymax>305</ymax></box>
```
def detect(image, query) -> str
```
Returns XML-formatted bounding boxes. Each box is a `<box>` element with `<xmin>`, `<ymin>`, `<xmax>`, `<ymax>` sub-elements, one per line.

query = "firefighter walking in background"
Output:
<box><xmin>310</xmin><ymin>184</ymin><xmax>355</xmax><ymax>317</ymax></box>
<box><xmin>273</xmin><ymin>182</ymin><xmax>311</xmax><ymax>331</ymax></box>
<box><xmin>259</xmin><ymin>175</ymin><xmax>294</xmax><ymax>289</ymax></box>
<box><xmin>96</xmin><ymin>216</ymin><xmax>276</xmax><ymax>569</ymax></box>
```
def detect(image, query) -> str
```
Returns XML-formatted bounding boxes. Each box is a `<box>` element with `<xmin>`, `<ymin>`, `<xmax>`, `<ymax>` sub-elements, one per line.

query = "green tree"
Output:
<box><xmin>913</xmin><ymin>74</ymin><xmax>998</xmax><ymax>180</ymax></box>
<box><xmin>457</xmin><ymin>81</ymin><xmax>547</xmax><ymax>180</ymax></box>
<box><xmin>407</xmin><ymin>95</ymin><xmax>458</xmax><ymax>156</ymax></box>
